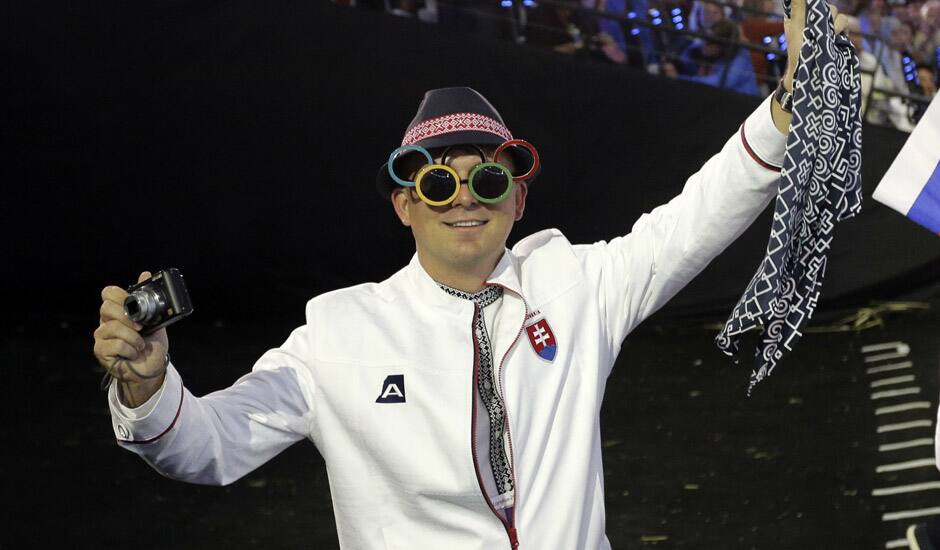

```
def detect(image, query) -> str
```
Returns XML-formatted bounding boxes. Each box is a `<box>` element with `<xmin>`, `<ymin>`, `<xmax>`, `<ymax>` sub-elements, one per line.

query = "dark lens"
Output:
<box><xmin>496</xmin><ymin>146</ymin><xmax>534</xmax><ymax>178</ymax></box>
<box><xmin>473</xmin><ymin>166</ymin><xmax>510</xmax><ymax>200</ymax></box>
<box><xmin>419</xmin><ymin>168</ymin><xmax>458</xmax><ymax>202</ymax></box>
<box><xmin>392</xmin><ymin>151</ymin><xmax>424</xmax><ymax>182</ymax></box>
<box><xmin>125</xmin><ymin>298</ymin><xmax>141</xmax><ymax>318</ymax></box>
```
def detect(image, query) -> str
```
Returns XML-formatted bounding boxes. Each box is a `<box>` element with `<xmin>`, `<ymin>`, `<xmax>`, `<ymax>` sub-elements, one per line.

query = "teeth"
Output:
<box><xmin>449</xmin><ymin>221</ymin><xmax>485</xmax><ymax>227</ymax></box>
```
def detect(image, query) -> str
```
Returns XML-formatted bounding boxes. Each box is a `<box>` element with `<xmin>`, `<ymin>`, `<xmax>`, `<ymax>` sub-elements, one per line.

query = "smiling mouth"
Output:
<box><xmin>444</xmin><ymin>220</ymin><xmax>488</xmax><ymax>228</ymax></box>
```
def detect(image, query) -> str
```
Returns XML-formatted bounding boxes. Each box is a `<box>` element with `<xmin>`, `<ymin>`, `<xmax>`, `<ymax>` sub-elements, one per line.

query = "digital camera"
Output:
<box><xmin>124</xmin><ymin>268</ymin><xmax>194</xmax><ymax>335</ymax></box>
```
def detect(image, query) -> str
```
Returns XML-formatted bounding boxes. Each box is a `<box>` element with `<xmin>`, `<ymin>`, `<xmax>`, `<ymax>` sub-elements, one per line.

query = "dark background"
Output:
<box><xmin>5</xmin><ymin>0</ymin><xmax>938</xmax><ymax>317</ymax></box>
<box><xmin>4</xmin><ymin>1</ymin><xmax>938</xmax><ymax>548</ymax></box>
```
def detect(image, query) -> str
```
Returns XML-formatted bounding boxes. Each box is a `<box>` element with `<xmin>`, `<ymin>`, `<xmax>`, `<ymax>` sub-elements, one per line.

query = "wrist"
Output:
<box><xmin>117</xmin><ymin>372</ymin><xmax>166</xmax><ymax>408</ymax></box>
<box><xmin>773</xmin><ymin>81</ymin><xmax>794</xmax><ymax>114</ymax></box>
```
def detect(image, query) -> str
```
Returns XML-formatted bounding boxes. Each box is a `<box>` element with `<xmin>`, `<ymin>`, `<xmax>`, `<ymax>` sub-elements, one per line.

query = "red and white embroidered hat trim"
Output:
<box><xmin>401</xmin><ymin>112</ymin><xmax>513</xmax><ymax>146</ymax></box>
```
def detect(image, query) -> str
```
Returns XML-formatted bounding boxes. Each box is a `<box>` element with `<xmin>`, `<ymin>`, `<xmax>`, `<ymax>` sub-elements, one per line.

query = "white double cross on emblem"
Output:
<box><xmin>531</xmin><ymin>324</ymin><xmax>552</xmax><ymax>347</ymax></box>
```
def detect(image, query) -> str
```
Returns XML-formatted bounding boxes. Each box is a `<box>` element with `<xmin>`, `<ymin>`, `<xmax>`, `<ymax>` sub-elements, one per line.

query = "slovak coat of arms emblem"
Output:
<box><xmin>525</xmin><ymin>319</ymin><xmax>557</xmax><ymax>362</ymax></box>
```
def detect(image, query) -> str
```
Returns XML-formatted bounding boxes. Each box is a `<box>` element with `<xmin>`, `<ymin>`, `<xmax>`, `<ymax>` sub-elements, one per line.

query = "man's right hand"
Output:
<box><xmin>94</xmin><ymin>271</ymin><xmax>170</xmax><ymax>407</ymax></box>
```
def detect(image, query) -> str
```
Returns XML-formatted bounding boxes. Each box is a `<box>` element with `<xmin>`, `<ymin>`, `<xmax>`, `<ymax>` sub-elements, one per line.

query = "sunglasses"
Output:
<box><xmin>388</xmin><ymin>139</ymin><xmax>540</xmax><ymax>206</ymax></box>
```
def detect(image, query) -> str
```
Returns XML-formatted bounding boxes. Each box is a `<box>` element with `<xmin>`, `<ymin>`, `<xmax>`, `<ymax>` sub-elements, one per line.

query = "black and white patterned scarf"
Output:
<box><xmin>716</xmin><ymin>0</ymin><xmax>863</xmax><ymax>394</ymax></box>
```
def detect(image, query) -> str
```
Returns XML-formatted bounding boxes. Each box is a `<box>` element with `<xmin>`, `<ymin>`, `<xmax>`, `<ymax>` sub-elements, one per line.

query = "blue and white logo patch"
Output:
<box><xmin>376</xmin><ymin>374</ymin><xmax>406</xmax><ymax>403</ymax></box>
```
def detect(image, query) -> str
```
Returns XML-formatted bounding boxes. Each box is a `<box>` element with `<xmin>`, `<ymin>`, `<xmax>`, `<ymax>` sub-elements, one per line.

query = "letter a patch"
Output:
<box><xmin>526</xmin><ymin>319</ymin><xmax>557</xmax><ymax>362</ymax></box>
<box><xmin>376</xmin><ymin>374</ymin><xmax>406</xmax><ymax>403</ymax></box>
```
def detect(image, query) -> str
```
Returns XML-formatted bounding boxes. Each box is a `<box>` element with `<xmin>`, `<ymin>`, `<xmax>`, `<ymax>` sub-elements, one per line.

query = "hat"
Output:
<box><xmin>375</xmin><ymin>87</ymin><xmax>537</xmax><ymax>200</ymax></box>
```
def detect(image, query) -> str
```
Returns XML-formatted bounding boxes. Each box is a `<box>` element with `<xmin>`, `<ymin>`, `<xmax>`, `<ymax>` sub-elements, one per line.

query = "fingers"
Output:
<box><xmin>94</xmin><ymin>270</ymin><xmax>164</xmax><ymax>376</ymax></box>
<box><xmin>831</xmin><ymin>5</ymin><xmax>848</xmax><ymax>35</ymax></box>
<box><xmin>94</xmin><ymin>319</ymin><xmax>147</xmax><ymax>357</ymax></box>
<box><xmin>101</xmin><ymin>285</ymin><xmax>128</xmax><ymax>305</ymax></box>
<box><xmin>94</xmin><ymin>337</ymin><xmax>141</xmax><ymax>365</ymax></box>
<box><xmin>99</xmin><ymin>299</ymin><xmax>141</xmax><ymax>330</ymax></box>
<box><xmin>100</xmin><ymin>271</ymin><xmax>152</xmax><ymax>326</ymax></box>
<box><xmin>101</xmin><ymin>272</ymin><xmax>151</xmax><ymax>303</ymax></box>
<box><xmin>834</xmin><ymin>14</ymin><xmax>848</xmax><ymax>35</ymax></box>
<box><xmin>100</xmin><ymin>285</ymin><xmax>139</xmax><ymax>331</ymax></box>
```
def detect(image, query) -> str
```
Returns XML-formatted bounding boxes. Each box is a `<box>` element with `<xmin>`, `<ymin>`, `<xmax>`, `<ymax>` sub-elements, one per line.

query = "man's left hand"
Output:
<box><xmin>781</xmin><ymin>0</ymin><xmax>850</xmax><ymax>92</ymax></box>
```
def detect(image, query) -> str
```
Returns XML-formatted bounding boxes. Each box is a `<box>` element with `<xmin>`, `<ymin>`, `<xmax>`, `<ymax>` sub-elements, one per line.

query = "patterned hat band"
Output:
<box><xmin>401</xmin><ymin>112</ymin><xmax>513</xmax><ymax>146</ymax></box>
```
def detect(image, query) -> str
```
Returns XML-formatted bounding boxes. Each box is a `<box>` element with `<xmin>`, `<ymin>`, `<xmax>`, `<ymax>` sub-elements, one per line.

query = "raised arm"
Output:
<box><xmin>771</xmin><ymin>0</ymin><xmax>850</xmax><ymax>133</ymax></box>
<box><xmin>95</xmin><ymin>273</ymin><xmax>316</xmax><ymax>485</ymax></box>
<box><xmin>107</xmin><ymin>349</ymin><xmax>315</xmax><ymax>486</ymax></box>
<box><xmin>94</xmin><ymin>271</ymin><xmax>170</xmax><ymax>407</ymax></box>
<box><xmin>584</xmin><ymin>95</ymin><xmax>787</xmax><ymax>349</ymax></box>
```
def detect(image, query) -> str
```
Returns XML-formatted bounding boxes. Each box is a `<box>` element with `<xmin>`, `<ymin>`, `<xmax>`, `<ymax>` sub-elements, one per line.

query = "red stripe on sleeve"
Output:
<box><xmin>739</xmin><ymin>125</ymin><xmax>782</xmax><ymax>172</ymax></box>
<box><xmin>124</xmin><ymin>383</ymin><xmax>184</xmax><ymax>445</ymax></box>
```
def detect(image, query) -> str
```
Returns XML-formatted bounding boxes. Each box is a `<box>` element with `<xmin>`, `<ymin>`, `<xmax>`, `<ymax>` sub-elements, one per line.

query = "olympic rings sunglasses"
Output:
<box><xmin>387</xmin><ymin>139</ymin><xmax>540</xmax><ymax>206</ymax></box>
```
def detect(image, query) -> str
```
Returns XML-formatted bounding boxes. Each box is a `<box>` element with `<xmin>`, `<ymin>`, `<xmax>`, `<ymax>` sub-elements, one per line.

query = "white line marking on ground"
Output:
<box><xmin>882</xmin><ymin>506</ymin><xmax>940</xmax><ymax>522</ymax></box>
<box><xmin>872</xmin><ymin>481</ymin><xmax>940</xmax><ymax>496</ymax></box>
<box><xmin>862</xmin><ymin>342</ymin><xmax>911</xmax><ymax>361</ymax></box>
<box><xmin>876</xmin><ymin>458</ymin><xmax>937</xmax><ymax>473</ymax></box>
<box><xmin>872</xmin><ymin>387</ymin><xmax>922</xmax><ymax>400</ymax></box>
<box><xmin>879</xmin><ymin>438</ymin><xmax>936</xmax><ymax>451</ymax></box>
<box><xmin>885</xmin><ymin>538</ymin><xmax>909</xmax><ymax>548</ymax></box>
<box><xmin>876</xmin><ymin>402</ymin><xmax>933</xmax><ymax>415</ymax></box>
<box><xmin>867</xmin><ymin>361</ymin><xmax>914</xmax><ymax>375</ymax></box>
<box><xmin>871</xmin><ymin>375</ymin><xmax>917</xmax><ymax>388</ymax></box>
<box><xmin>861</xmin><ymin>342</ymin><xmax>908</xmax><ymax>354</ymax></box>
<box><xmin>866</xmin><ymin>351</ymin><xmax>912</xmax><ymax>363</ymax></box>
<box><xmin>877</xmin><ymin>420</ymin><xmax>934</xmax><ymax>433</ymax></box>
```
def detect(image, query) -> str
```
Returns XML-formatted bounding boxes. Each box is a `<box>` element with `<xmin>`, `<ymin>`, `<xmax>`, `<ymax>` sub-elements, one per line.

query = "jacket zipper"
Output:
<box><xmin>469</xmin><ymin>301</ymin><xmax>521</xmax><ymax>549</ymax></box>
<box><xmin>493</xmin><ymin>285</ymin><xmax>527</xmax><ymax>550</ymax></box>
<box><xmin>469</xmin><ymin>286</ymin><xmax>528</xmax><ymax>550</ymax></box>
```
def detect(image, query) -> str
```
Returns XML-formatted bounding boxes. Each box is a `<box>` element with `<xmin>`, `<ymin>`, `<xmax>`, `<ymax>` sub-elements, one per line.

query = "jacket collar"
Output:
<box><xmin>398</xmin><ymin>250</ymin><xmax>523</xmax><ymax>309</ymax></box>
<box><xmin>484</xmin><ymin>249</ymin><xmax>523</xmax><ymax>296</ymax></box>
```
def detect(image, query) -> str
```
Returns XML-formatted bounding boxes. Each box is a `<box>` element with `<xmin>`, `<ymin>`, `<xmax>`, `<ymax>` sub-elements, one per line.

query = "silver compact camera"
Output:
<box><xmin>124</xmin><ymin>268</ymin><xmax>194</xmax><ymax>335</ymax></box>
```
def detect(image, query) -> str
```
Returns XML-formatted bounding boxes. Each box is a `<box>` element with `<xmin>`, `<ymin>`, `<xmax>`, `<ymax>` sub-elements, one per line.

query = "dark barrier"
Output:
<box><xmin>5</xmin><ymin>1</ymin><xmax>938</xmax><ymax>319</ymax></box>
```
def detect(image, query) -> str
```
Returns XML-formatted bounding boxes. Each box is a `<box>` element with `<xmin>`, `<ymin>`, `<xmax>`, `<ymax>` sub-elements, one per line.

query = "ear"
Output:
<box><xmin>513</xmin><ymin>182</ymin><xmax>529</xmax><ymax>221</ymax></box>
<box><xmin>391</xmin><ymin>188</ymin><xmax>412</xmax><ymax>227</ymax></box>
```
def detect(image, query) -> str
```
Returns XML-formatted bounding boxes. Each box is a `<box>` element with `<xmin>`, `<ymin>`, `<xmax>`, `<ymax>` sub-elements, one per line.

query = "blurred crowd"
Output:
<box><xmin>342</xmin><ymin>0</ymin><xmax>938</xmax><ymax>131</ymax></box>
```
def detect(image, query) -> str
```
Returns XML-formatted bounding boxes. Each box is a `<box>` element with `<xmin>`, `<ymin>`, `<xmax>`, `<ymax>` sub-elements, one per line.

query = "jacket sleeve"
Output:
<box><xmin>107</xmin><ymin>325</ymin><xmax>317</xmax><ymax>486</ymax></box>
<box><xmin>583</xmin><ymin>94</ymin><xmax>786</xmax><ymax>354</ymax></box>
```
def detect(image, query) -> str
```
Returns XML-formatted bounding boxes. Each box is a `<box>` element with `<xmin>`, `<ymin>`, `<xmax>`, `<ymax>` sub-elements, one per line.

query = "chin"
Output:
<box><xmin>446</xmin><ymin>244</ymin><xmax>499</xmax><ymax>267</ymax></box>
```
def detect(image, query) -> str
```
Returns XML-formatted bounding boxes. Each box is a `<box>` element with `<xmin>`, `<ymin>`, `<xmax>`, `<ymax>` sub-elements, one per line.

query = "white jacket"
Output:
<box><xmin>110</xmin><ymin>96</ymin><xmax>795</xmax><ymax>549</ymax></box>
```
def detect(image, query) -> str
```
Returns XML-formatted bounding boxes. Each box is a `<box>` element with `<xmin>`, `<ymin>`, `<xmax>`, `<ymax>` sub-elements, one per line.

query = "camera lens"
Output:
<box><xmin>125</xmin><ymin>298</ymin><xmax>142</xmax><ymax>318</ymax></box>
<box><xmin>124</xmin><ymin>289</ymin><xmax>165</xmax><ymax>324</ymax></box>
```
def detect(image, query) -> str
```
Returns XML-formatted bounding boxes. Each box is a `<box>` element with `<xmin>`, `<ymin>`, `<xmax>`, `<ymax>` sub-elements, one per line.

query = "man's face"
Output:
<box><xmin>900</xmin><ymin>0</ymin><xmax>922</xmax><ymax>24</ymax></box>
<box><xmin>702</xmin><ymin>3</ymin><xmax>724</xmax><ymax>30</ymax></box>
<box><xmin>391</xmin><ymin>145</ymin><xmax>528</xmax><ymax>279</ymax></box>
<box><xmin>918</xmin><ymin>67</ymin><xmax>937</xmax><ymax>96</ymax></box>
<box><xmin>889</xmin><ymin>23</ymin><xmax>913</xmax><ymax>51</ymax></box>
<box><xmin>924</xmin><ymin>1</ymin><xmax>940</xmax><ymax>27</ymax></box>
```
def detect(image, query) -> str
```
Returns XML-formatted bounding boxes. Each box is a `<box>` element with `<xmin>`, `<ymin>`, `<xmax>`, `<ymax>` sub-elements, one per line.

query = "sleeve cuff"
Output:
<box><xmin>108</xmin><ymin>363</ymin><xmax>184</xmax><ymax>443</ymax></box>
<box><xmin>740</xmin><ymin>94</ymin><xmax>786</xmax><ymax>171</ymax></box>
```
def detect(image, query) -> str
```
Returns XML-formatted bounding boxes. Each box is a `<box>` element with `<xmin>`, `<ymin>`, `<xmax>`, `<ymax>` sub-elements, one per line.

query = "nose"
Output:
<box><xmin>450</xmin><ymin>180</ymin><xmax>480</xmax><ymax>209</ymax></box>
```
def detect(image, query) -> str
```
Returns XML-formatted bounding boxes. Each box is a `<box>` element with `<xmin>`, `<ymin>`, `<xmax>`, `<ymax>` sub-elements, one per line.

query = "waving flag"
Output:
<box><xmin>716</xmin><ymin>0</ymin><xmax>863</xmax><ymax>395</ymax></box>
<box><xmin>873</xmin><ymin>97</ymin><xmax>940</xmax><ymax>235</ymax></box>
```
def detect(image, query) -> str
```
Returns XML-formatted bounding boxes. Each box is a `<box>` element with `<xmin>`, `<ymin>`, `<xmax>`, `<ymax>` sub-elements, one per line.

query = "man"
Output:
<box><xmin>94</xmin><ymin>2</ymin><xmax>867</xmax><ymax>548</ymax></box>
<box><xmin>847</xmin><ymin>15</ymin><xmax>902</xmax><ymax>126</ymax></box>
<box><xmin>917</xmin><ymin>63</ymin><xmax>938</xmax><ymax>97</ymax></box>
<box><xmin>912</xmin><ymin>0</ymin><xmax>940</xmax><ymax>65</ymax></box>
<box><xmin>859</xmin><ymin>0</ymin><xmax>897</xmax><ymax>52</ymax></box>
<box><xmin>662</xmin><ymin>19</ymin><xmax>762</xmax><ymax>96</ymax></box>
<box><xmin>870</xmin><ymin>20</ymin><xmax>919</xmax><ymax>131</ymax></box>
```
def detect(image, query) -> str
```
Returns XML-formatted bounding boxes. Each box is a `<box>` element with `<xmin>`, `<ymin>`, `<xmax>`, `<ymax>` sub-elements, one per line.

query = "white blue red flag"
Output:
<box><xmin>873</xmin><ymin>96</ymin><xmax>940</xmax><ymax>235</ymax></box>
